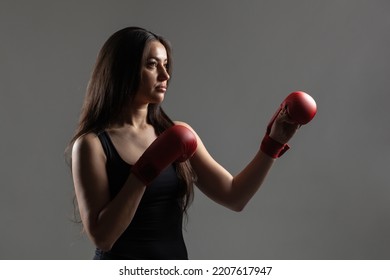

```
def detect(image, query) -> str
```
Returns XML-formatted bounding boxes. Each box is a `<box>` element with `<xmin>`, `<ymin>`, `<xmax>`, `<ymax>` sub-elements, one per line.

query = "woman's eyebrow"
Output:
<box><xmin>147</xmin><ymin>56</ymin><xmax>168</xmax><ymax>62</ymax></box>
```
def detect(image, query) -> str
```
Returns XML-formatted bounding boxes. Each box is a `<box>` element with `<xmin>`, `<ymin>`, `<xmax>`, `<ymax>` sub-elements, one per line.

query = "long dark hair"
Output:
<box><xmin>65</xmin><ymin>27</ymin><xmax>195</xmax><ymax>217</ymax></box>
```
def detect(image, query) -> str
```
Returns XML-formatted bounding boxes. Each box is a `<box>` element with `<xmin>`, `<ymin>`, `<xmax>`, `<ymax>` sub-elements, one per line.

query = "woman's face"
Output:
<box><xmin>134</xmin><ymin>40</ymin><xmax>170</xmax><ymax>105</ymax></box>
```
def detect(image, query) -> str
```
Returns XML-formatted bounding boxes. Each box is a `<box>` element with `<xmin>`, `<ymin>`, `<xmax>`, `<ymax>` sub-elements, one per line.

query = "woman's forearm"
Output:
<box><xmin>230</xmin><ymin>150</ymin><xmax>275</xmax><ymax>211</ymax></box>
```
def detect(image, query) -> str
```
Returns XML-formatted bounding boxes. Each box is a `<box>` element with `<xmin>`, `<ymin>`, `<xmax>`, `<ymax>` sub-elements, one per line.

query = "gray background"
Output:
<box><xmin>1</xmin><ymin>0</ymin><xmax>389</xmax><ymax>259</ymax></box>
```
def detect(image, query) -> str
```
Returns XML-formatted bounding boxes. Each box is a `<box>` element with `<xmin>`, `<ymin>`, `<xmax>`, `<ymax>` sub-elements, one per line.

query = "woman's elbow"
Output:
<box><xmin>93</xmin><ymin>238</ymin><xmax>114</xmax><ymax>252</ymax></box>
<box><xmin>87</xmin><ymin>227</ymin><xmax>115</xmax><ymax>252</ymax></box>
<box><xmin>231</xmin><ymin>203</ymin><xmax>246</xmax><ymax>212</ymax></box>
<box><xmin>89</xmin><ymin>237</ymin><xmax>114</xmax><ymax>252</ymax></box>
<box><xmin>225</xmin><ymin>200</ymin><xmax>246</xmax><ymax>212</ymax></box>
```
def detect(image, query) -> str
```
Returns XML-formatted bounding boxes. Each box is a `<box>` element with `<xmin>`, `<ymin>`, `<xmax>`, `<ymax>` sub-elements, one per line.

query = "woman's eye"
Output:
<box><xmin>146</xmin><ymin>60</ymin><xmax>169</xmax><ymax>71</ymax></box>
<box><xmin>147</xmin><ymin>61</ymin><xmax>157</xmax><ymax>68</ymax></box>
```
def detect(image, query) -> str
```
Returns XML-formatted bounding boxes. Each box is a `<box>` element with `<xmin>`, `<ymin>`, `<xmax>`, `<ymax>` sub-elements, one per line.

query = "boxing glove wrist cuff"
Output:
<box><xmin>260</xmin><ymin>134</ymin><xmax>290</xmax><ymax>158</ymax></box>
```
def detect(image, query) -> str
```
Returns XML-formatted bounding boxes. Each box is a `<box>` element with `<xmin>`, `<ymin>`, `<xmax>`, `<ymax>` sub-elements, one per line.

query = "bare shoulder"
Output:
<box><xmin>71</xmin><ymin>132</ymin><xmax>108</xmax><ymax>193</ymax></box>
<box><xmin>72</xmin><ymin>132</ymin><xmax>106</xmax><ymax>161</ymax></box>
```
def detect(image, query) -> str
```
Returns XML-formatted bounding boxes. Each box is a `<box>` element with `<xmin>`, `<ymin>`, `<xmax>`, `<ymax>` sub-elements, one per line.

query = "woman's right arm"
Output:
<box><xmin>72</xmin><ymin>133</ymin><xmax>146</xmax><ymax>251</ymax></box>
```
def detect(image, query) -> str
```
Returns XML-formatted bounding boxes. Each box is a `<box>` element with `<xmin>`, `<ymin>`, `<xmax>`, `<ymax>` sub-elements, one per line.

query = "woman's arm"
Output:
<box><xmin>72</xmin><ymin>126</ymin><xmax>197</xmax><ymax>251</ymax></box>
<box><xmin>72</xmin><ymin>133</ymin><xmax>146</xmax><ymax>251</ymax></box>
<box><xmin>176</xmin><ymin>109</ymin><xmax>298</xmax><ymax>212</ymax></box>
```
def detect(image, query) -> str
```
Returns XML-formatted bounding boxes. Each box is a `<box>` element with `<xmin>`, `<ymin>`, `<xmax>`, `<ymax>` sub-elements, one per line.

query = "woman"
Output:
<box><xmin>66</xmin><ymin>27</ymin><xmax>299</xmax><ymax>260</ymax></box>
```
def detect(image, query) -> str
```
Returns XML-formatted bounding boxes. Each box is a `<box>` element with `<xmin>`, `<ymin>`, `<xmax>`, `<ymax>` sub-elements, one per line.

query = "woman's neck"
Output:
<box><xmin>111</xmin><ymin>103</ymin><xmax>150</xmax><ymax>129</ymax></box>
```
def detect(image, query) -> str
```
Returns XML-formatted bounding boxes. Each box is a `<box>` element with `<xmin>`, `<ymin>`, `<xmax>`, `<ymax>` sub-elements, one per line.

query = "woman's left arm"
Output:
<box><xmin>176</xmin><ymin>109</ymin><xmax>299</xmax><ymax>212</ymax></box>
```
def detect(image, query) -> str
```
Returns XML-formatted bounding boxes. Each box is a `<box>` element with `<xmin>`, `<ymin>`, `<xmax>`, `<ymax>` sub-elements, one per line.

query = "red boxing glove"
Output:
<box><xmin>131</xmin><ymin>125</ymin><xmax>197</xmax><ymax>185</ymax></box>
<box><xmin>266</xmin><ymin>91</ymin><xmax>317</xmax><ymax>135</ymax></box>
<box><xmin>261</xmin><ymin>91</ymin><xmax>317</xmax><ymax>158</ymax></box>
<box><xmin>283</xmin><ymin>91</ymin><xmax>317</xmax><ymax>125</ymax></box>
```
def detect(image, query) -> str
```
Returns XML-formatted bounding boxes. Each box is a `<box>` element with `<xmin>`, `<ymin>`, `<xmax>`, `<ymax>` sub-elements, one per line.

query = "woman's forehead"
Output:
<box><xmin>144</xmin><ymin>40</ymin><xmax>168</xmax><ymax>61</ymax></box>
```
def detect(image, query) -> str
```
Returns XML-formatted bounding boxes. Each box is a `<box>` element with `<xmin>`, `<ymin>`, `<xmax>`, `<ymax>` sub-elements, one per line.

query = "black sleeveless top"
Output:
<box><xmin>93</xmin><ymin>131</ymin><xmax>188</xmax><ymax>260</ymax></box>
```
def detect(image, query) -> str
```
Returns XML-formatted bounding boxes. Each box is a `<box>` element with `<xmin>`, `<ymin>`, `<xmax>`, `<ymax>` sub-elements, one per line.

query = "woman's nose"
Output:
<box><xmin>158</xmin><ymin>66</ymin><xmax>170</xmax><ymax>81</ymax></box>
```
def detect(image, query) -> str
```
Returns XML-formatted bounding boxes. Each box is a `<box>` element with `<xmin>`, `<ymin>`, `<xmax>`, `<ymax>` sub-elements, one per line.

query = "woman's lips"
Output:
<box><xmin>155</xmin><ymin>85</ymin><xmax>167</xmax><ymax>92</ymax></box>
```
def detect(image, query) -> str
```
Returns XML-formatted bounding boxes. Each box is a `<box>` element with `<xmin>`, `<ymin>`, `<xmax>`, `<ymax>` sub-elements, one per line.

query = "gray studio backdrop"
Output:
<box><xmin>1</xmin><ymin>0</ymin><xmax>389</xmax><ymax>259</ymax></box>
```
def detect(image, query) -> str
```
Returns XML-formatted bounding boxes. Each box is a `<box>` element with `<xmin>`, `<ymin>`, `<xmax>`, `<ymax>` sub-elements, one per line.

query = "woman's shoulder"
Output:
<box><xmin>74</xmin><ymin>132</ymin><xmax>100</xmax><ymax>146</ymax></box>
<box><xmin>72</xmin><ymin>132</ymin><xmax>105</xmax><ymax>159</ymax></box>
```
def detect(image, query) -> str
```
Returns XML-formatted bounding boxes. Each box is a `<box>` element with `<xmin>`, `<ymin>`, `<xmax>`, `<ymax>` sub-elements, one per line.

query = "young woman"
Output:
<box><xmin>66</xmin><ymin>27</ymin><xmax>299</xmax><ymax>260</ymax></box>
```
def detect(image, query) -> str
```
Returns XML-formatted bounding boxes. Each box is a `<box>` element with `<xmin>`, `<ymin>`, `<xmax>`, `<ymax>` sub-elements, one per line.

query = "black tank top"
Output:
<box><xmin>93</xmin><ymin>131</ymin><xmax>188</xmax><ymax>260</ymax></box>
